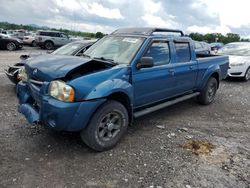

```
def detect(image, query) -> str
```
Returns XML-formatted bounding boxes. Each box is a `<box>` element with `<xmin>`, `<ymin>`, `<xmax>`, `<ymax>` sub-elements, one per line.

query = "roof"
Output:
<box><xmin>37</xmin><ymin>30</ymin><xmax>64</xmax><ymax>33</ymax></box>
<box><xmin>111</xmin><ymin>27</ymin><xmax>184</xmax><ymax>37</ymax></box>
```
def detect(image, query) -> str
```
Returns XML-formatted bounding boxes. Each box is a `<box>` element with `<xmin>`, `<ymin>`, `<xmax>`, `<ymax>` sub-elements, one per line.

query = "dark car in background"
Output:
<box><xmin>194</xmin><ymin>41</ymin><xmax>211</xmax><ymax>54</ymax></box>
<box><xmin>0</xmin><ymin>33</ymin><xmax>23</xmax><ymax>51</ymax></box>
<box><xmin>5</xmin><ymin>40</ymin><xmax>95</xmax><ymax>84</ymax></box>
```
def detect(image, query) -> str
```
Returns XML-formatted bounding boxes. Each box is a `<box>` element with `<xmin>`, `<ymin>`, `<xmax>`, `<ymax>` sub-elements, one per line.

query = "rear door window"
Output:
<box><xmin>174</xmin><ymin>42</ymin><xmax>191</xmax><ymax>63</ymax></box>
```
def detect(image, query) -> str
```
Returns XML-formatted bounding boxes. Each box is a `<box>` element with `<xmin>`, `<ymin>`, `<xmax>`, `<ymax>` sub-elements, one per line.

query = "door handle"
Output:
<box><xmin>189</xmin><ymin>65</ymin><xmax>195</xmax><ymax>70</ymax></box>
<box><xmin>168</xmin><ymin>69</ymin><xmax>175</xmax><ymax>76</ymax></box>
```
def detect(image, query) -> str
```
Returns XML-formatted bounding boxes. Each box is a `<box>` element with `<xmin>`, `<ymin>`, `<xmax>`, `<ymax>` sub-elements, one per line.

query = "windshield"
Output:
<box><xmin>84</xmin><ymin>36</ymin><xmax>145</xmax><ymax>64</ymax></box>
<box><xmin>52</xmin><ymin>42</ymin><xmax>86</xmax><ymax>55</ymax></box>
<box><xmin>217</xmin><ymin>43</ymin><xmax>250</xmax><ymax>56</ymax></box>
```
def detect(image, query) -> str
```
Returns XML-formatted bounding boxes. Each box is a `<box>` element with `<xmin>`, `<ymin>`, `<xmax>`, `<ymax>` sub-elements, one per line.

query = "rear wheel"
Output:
<box><xmin>198</xmin><ymin>77</ymin><xmax>218</xmax><ymax>105</ymax></box>
<box><xmin>244</xmin><ymin>67</ymin><xmax>250</xmax><ymax>81</ymax></box>
<box><xmin>80</xmin><ymin>100</ymin><xmax>128</xmax><ymax>151</ymax></box>
<box><xmin>44</xmin><ymin>41</ymin><xmax>54</xmax><ymax>50</ymax></box>
<box><xmin>31</xmin><ymin>40</ymin><xmax>36</xmax><ymax>47</ymax></box>
<box><xmin>6</xmin><ymin>42</ymin><xmax>16</xmax><ymax>51</ymax></box>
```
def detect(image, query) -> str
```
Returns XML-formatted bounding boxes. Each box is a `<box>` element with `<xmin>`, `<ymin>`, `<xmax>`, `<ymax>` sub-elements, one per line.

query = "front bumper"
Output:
<box><xmin>228</xmin><ymin>65</ymin><xmax>247</xmax><ymax>77</ymax></box>
<box><xmin>4</xmin><ymin>65</ymin><xmax>21</xmax><ymax>84</ymax></box>
<box><xmin>16</xmin><ymin>81</ymin><xmax>106</xmax><ymax>131</ymax></box>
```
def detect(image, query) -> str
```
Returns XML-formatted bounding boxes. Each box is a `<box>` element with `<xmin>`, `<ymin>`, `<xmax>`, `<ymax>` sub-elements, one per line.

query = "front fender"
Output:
<box><xmin>199</xmin><ymin>64</ymin><xmax>221</xmax><ymax>90</ymax></box>
<box><xmin>85</xmin><ymin>79</ymin><xmax>133</xmax><ymax>102</ymax></box>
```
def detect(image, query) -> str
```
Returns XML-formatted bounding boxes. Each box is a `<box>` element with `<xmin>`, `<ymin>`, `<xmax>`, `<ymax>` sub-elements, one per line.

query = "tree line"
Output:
<box><xmin>0</xmin><ymin>21</ymin><xmax>105</xmax><ymax>38</ymax></box>
<box><xmin>189</xmin><ymin>32</ymin><xmax>249</xmax><ymax>44</ymax></box>
<box><xmin>1</xmin><ymin>21</ymin><xmax>249</xmax><ymax>42</ymax></box>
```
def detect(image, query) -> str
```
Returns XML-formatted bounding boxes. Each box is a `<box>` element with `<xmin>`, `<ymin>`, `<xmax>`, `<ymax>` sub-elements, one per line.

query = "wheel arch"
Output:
<box><xmin>200</xmin><ymin>65</ymin><xmax>221</xmax><ymax>91</ymax></box>
<box><xmin>210</xmin><ymin>72</ymin><xmax>220</xmax><ymax>89</ymax></box>
<box><xmin>44</xmin><ymin>40</ymin><xmax>54</xmax><ymax>45</ymax></box>
<box><xmin>107</xmin><ymin>92</ymin><xmax>133</xmax><ymax>125</ymax></box>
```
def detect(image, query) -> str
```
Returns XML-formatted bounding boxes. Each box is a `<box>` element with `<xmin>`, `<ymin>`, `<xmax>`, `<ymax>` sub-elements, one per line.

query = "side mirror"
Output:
<box><xmin>137</xmin><ymin>57</ymin><xmax>154</xmax><ymax>69</ymax></box>
<box><xmin>76</xmin><ymin>52</ymin><xmax>83</xmax><ymax>56</ymax></box>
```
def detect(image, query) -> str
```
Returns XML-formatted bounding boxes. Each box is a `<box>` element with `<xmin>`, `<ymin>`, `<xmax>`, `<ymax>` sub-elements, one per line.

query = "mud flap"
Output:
<box><xmin>18</xmin><ymin>104</ymin><xmax>39</xmax><ymax>124</ymax></box>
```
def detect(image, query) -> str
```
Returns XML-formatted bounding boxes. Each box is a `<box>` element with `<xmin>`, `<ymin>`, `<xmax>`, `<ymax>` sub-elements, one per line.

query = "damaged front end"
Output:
<box><xmin>16</xmin><ymin>55</ymin><xmax>125</xmax><ymax>131</ymax></box>
<box><xmin>5</xmin><ymin>64</ymin><xmax>24</xmax><ymax>84</ymax></box>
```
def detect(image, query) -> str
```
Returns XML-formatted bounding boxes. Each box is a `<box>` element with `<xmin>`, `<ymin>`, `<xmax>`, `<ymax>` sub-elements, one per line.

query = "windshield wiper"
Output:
<box><xmin>93</xmin><ymin>57</ymin><xmax>118</xmax><ymax>65</ymax></box>
<box><xmin>82</xmin><ymin>53</ymin><xmax>91</xmax><ymax>58</ymax></box>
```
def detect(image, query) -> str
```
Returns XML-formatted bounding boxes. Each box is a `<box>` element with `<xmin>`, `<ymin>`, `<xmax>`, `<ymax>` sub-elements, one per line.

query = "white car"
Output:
<box><xmin>23</xmin><ymin>33</ymin><xmax>36</xmax><ymax>46</ymax></box>
<box><xmin>35</xmin><ymin>30</ymin><xmax>74</xmax><ymax>50</ymax></box>
<box><xmin>217</xmin><ymin>42</ymin><xmax>250</xmax><ymax>81</ymax></box>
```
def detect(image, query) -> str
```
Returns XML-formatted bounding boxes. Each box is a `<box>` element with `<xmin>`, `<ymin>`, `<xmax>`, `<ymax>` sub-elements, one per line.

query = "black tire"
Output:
<box><xmin>44</xmin><ymin>41</ymin><xmax>54</xmax><ymax>50</ymax></box>
<box><xmin>198</xmin><ymin>77</ymin><xmax>218</xmax><ymax>105</ymax></box>
<box><xmin>244</xmin><ymin>67</ymin><xmax>250</xmax><ymax>81</ymax></box>
<box><xmin>81</xmin><ymin>100</ymin><xmax>128</xmax><ymax>151</ymax></box>
<box><xmin>31</xmin><ymin>40</ymin><xmax>37</xmax><ymax>47</ymax></box>
<box><xmin>6</xmin><ymin>42</ymin><xmax>16</xmax><ymax>51</ymax></box>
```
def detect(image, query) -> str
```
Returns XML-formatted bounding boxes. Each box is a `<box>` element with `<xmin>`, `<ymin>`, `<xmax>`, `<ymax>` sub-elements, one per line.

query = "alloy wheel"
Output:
<box><xmin>98</xmin><ymin>111</ymin><xmax>122</xmax><ymax>142</ymax></box>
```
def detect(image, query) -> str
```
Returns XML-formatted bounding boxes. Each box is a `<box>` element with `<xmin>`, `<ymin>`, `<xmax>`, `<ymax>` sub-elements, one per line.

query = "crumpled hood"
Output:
<box><xmin>25</xmin><ymin>55</ymin><xmax>92</xmax><ymax>81</ymax></box>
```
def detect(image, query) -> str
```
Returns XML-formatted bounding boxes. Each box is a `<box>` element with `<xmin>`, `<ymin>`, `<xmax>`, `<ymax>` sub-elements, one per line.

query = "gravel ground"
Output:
<box><xmin>0</xmin><ymin>47</ymin><xmax>249</xmax><ymax>188</ymax></box>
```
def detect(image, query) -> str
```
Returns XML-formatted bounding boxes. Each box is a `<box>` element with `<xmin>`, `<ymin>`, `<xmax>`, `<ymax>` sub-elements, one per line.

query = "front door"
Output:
<box><xmin>132</xmin><ymin>40</ymin><xmax>175</xmax><ymax>108</ymax></box>
<box><xmin>58</xmin><ymin>33</ymin><xmax>70</xmax><ymax>46</ymax></box>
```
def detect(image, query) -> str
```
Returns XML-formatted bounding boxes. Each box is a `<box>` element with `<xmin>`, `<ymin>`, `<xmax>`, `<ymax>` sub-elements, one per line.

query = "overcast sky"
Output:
<box><xmin>1</xmin><ymin>0</ymin><xmax>250</xmax><ymax>37</ymax></box>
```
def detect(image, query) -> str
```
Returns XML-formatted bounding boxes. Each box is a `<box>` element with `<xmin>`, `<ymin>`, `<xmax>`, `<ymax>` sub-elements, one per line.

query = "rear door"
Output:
<box><xmin>171</xmin><ymin>40</ymin><xmax>198</xmax><ymax>94</ymax></box>
<box><xmin>133</xmin><ymin>39</ymin><xmax>176</xmax><ymax>108</ymax></box>
<box><xmin>50</xmin><ymin>32</ymin><xmax>61</xmax><ymax>46</ymax></box>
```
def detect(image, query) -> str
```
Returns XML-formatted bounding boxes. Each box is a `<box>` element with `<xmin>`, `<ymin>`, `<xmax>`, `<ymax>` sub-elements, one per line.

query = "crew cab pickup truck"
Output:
<box><xmin>16</xmin><ymin>28</ymin><xmax>229</xmax><ymax>151</ymax></box>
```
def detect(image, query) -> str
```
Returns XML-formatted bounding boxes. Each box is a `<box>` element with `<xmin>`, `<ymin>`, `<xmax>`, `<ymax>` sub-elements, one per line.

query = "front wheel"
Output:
<box><xmin>198</xmin><ymin>77</ymin><xmax>218</xmax><ymax>105</ymax></box>
<box><xmin>6</xmin><ymin>42</ymin><xmax>16</xmax><ymax>51</ymax></box>
<box><xmin>80</xmin><ymin>100</ymin><xmax>128</xmax><ymax>151</ymax></box>
<box><xmin>244</xmin><ymin>67</ymin><xmax>250</xmax><ymax>81</ymax></box>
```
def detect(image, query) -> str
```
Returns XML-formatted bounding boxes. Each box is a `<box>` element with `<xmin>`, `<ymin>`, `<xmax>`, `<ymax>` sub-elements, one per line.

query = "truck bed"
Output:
<box><xmin>196</xmin><ymin>53</ymin><xmax>229</xmax><ymax>84</ymax></box>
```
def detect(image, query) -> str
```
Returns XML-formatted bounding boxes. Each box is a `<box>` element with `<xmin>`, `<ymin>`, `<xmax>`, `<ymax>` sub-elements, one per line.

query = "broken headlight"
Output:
<box><xmin>48</xmin><ymin>80</ymin><xmax>75</xmax><ymax>102</ymax></box>
<box><xmin>18</xmin><ymin>68</ymin><xmax>28</xmax><ymax>82</ymax></box>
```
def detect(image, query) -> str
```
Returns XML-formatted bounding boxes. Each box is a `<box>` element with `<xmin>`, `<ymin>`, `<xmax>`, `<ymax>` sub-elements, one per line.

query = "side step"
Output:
<box><xmin>134</xmin><ymin>92</ymin><xmax>200</xmax><ymax>118</ymax></box>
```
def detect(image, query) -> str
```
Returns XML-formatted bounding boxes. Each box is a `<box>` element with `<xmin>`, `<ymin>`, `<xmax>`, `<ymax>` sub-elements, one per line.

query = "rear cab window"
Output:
<box><xmin>144</xmin><ymin>41</ymin><xmax>170</xmax><ymax>66</ymax></box>
<box><xmin>174</xmin><ymin>42</ymin><xmax>191</xmax><ymax>63</ymax></box>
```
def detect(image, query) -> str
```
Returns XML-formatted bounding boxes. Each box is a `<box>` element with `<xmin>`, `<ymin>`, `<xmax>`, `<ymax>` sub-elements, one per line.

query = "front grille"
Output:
<box><xmin>230</xmin><ymin>72</ymin><xmax>242</xmax><ymax>75</ymax></box>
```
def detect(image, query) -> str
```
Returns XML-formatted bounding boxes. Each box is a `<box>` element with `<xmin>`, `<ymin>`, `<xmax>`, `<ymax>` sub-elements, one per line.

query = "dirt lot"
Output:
<box><xmin>0</xmin><ymin>47</ymin><xmax>249</xmax><ymax>188</ymax></box>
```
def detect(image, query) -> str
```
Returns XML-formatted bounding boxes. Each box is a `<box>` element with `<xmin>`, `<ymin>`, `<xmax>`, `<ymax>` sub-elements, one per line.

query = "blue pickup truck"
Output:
<box><xmin>16</xmin><ymin>28</ymin><xmax>229</xmax><ymax>151</ymax></box>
